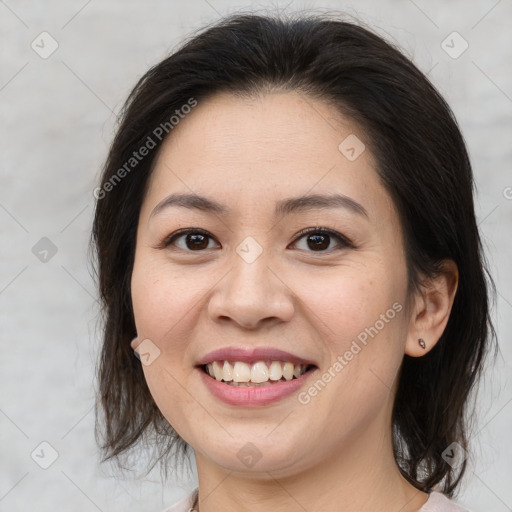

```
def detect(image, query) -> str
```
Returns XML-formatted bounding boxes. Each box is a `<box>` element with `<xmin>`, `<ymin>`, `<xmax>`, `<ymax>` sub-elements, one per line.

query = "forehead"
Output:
<box><xmin>142</xmin><ymin>91</ymin><xmax>395</xmax><ymax>224</ymax></box>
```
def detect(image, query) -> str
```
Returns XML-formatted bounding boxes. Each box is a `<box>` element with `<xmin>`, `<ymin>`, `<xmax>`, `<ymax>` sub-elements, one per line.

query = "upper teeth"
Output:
<box><xmin>205</xmin><ymin>360</ymin><xmax>308</xmax><ymax>383</ymax></box>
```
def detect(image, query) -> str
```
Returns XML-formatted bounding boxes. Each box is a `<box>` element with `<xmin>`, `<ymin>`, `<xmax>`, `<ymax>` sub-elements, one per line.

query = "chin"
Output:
<box><xmin>193</xmin><ymin>429</ymin><xmax>311</xmax><ymax>476</ymax></box>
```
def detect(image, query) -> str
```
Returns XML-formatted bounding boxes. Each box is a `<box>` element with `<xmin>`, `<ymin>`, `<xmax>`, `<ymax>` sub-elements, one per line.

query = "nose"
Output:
<box><xmin>207</xmin><ymin>246</ymin><xmax>295</xmax><ymax>330</ymax></box>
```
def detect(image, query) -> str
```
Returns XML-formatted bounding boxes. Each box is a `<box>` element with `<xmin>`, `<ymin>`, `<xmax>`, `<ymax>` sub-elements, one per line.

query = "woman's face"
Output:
<box><xmin>131</xmin><ymin>91</ymin><xmax>413</xmax><ymax>477</ymax></box>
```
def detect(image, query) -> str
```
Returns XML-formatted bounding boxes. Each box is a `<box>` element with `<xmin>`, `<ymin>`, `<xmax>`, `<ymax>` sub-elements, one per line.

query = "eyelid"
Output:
<box><xmin>290</xmin><ymin>227</ymin><xmax>354</xmax><ymax>250</ymax></box>
<box><xmin>154</xmin><ymin>227</ymin><xmax>216</xmax><ymax>250</ymax></box>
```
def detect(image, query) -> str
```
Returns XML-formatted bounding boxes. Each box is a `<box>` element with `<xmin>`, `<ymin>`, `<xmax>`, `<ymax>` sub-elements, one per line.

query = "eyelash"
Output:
<box><xmin>155</xmin><ymin>227</ymin><xmax>354</xmax><ymax>253</ymax></box>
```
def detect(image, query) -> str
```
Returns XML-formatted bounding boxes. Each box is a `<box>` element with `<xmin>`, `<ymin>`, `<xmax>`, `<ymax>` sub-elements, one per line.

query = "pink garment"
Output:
<box><xmin>164</xmin><ymin>488</ymin><xmax>198</xmax><ymax>512</ymax></box>
<box><xmin>418</xmin><ymin>491</ymin><xmax>470</xmax><ymax>511</ymax></box>
<box><xmin>164</xmin><ymin>488</ymin><xmax>471</xmax><ymax>511</ymax></box>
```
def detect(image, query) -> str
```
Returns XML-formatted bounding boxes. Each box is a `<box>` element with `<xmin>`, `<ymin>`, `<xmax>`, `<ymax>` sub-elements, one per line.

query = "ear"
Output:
<box><xmin>131</xmin><ymin>336</ymin><xmax>141</xmax><ymax>351</ymax></box>
<box><xmin>405</xmin><ymin>259</ymin><xmax>459</xmax><ymax>357</ymax></box>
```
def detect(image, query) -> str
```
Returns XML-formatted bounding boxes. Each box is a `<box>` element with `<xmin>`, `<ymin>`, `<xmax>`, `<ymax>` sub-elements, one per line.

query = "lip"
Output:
<box><xmin>198</xmin><ymin>366</ymin><xmax>317</xmax><ymax>407</ymax></box>
<box><xmin>196</xmin><ymin>347</ymin><xmax>317</xmax><ymax>367</ymax></box>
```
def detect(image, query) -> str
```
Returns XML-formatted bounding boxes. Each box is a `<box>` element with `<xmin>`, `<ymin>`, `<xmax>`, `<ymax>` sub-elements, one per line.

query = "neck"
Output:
<box><xmin>192</xmin><ymin>416</ymin><xmax>429</xmax><ymax>512</ymax></box>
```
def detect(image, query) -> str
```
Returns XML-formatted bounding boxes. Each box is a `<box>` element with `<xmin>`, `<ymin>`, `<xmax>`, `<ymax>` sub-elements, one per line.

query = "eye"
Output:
<box><xmin>157</xmin><ymin>228</ymin><xmax>219</xmax><ymax>251</ymax></box>
<box><xmin>156</xmin><ymin>227</ymin><xmax>353</xmax><ymax>253</ymax></box>
<box><xmin>290</xmin><ymin>227</ymin><xmax>353</xmax><ymax>252</ymax></box>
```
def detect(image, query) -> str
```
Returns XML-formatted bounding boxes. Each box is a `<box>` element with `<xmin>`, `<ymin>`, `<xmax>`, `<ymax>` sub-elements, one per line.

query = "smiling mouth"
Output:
<box><xmin>201</xmin><ymin>360</ymin><xmax>317</xmax><ymax>387</ymax></box>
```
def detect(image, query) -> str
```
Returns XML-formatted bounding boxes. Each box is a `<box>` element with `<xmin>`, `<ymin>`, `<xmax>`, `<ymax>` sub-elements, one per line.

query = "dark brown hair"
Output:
<box><xmin>90</xmin><ymin>11</ymin><xmax>497</xmax><ymax>494</ymax></box>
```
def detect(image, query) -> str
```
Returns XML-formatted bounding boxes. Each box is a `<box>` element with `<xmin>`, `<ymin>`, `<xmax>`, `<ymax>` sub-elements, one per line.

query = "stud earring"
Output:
<box><xmin>418</xmin><ymin>338</ymin><xmax>426</xmax><ymax>349</ymax></box>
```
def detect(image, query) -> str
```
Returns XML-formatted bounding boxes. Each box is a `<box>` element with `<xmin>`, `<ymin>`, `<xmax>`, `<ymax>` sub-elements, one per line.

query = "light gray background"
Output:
<box><xmin>1</xmin><ymin>1</ymin><xmax>511</xmax><ymax>511</ymax></box>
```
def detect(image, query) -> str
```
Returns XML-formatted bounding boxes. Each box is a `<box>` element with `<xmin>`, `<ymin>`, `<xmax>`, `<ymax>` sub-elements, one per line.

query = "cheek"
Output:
<box><xmin>131</xmin><ymin>261</ymin><xmax>200</xmax><ymax>437</ymax></box>
<box><xmin>296</xmin><ymin>278</ymin><xmax>405</xmax><ymax>431</ymax></box>
<box><xmin>296</xmin><ymin>264</ymin><xmax>402</xmax><ymax>344</ymax></box>
<box><xmin>131</xmin><ymin>259</ymin><xmax>194</xmax><ymax>339</ymax></box>
<box><xmin>295</xmin><ymin>264</ymin><xmax>406</xmax><ymax>401</ymax></box>
<box><xmin>130</xmin><ymin>259</ymin><xmax>199</xmax><ymax>400</ymax></box>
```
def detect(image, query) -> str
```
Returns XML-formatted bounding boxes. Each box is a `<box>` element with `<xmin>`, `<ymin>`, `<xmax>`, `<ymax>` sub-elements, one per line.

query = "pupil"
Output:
<box><xmin>308</xmin><ymin>234</ymin><xmax>329</xmax><ymax>251</ymax></box>
<box><xmin>187</xmin><ymin>233</ymin><xmax>208</xmax><ymax>250</ymax></box>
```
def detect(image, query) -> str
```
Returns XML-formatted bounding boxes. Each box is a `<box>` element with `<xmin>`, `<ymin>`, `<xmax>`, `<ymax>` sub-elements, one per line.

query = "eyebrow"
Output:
<box><xmin>149</xmin><ymin>192</ymin><xmax>369</xmax><ymax>220</ymax></box>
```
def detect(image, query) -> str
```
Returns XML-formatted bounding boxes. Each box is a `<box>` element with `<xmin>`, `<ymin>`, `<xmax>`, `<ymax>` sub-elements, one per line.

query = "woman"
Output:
<box><xmin>91</xmin><ymin>11</ymin><xmax>496</xmax><ymax>512</ymax></box>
